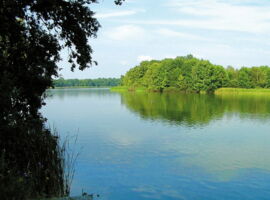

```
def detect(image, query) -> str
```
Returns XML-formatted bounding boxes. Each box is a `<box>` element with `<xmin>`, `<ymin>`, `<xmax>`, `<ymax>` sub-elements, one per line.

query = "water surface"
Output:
<box><xmin>42</xmin><ymin>88</ymin><xmax>270</xmax><ymax>200</ymax></box>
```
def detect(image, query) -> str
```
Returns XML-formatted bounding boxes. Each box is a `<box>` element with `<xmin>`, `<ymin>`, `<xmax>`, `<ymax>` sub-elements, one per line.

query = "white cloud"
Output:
<box><xmin>156</xmin><ymin>28</ymin><xmax>208</xmax><ymax>41</ymax></box>
<box><xmin>125</xmin><ymin>0</ymin><xmax>137</xmax><ymax>3</ymax></box>
<box><xmin>164</xmin><ymin>55</ymin><xmax>177</xmax><ymax>59</ymax></box>
<box><xmin>165</xmin><ymin>0</ymin><xmax>270</xmax><ymax>33</ymax></box>
<box><xmin>95</xmin><ymin>10</ymin><xmax>137</xmax><ymax>19</ymax></box>
<box><xmin>120</xmin><ymin>60</ymin><xmax>129</xmax><ymax>66</ymax></box>
<box><xmin>123</xmin><ymin>0</ymin><xmax>270</xmax><ymax>34</ymax></box>
<box><xmin>108</xmin><ymin>25</ymin><xmax>145</xmax><ymax>41</ymax></box>
<box><xmin>137</xmin><ymin>55</ymin><xmax>153</xmax><ymax>62</ymax></box>
<box><xmin>192</xmin><ymin>54</ymin><xmax>205</xmax><ymax>59</ymax></box>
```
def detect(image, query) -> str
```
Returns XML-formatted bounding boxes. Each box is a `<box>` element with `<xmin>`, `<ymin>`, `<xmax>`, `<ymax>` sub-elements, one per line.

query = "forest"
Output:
<box><xmin>54</xmin><ymin>78</ymin><xmax>120</xmax><ymax>87</ymax></box>
<box><xmin>121</xmin><ymin>55</ymin><xmax>270</xmax><ymax>93</ymax></box>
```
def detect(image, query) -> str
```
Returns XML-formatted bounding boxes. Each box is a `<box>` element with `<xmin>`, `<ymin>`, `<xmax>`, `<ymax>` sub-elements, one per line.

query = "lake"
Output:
<box><xmin>42</xmin><ymin>88</ymin><xmax>270</xmax><ymax>200</ymax></box>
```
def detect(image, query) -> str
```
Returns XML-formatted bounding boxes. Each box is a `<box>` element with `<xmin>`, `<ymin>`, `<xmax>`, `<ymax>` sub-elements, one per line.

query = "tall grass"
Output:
<box><xmin>110</xmin><ymin>86</ymin><xmax>129</xmax><ymax>92</ymax></box>
<box><xmin>112</xmin><ymin>86</ymin><xmax>270</xmax><ymax>95</ymax></box>
<box><xmin>110</xmin><ymin>86</ymin><xmax>147</xmax><ymax>92</ymax></box>
<box><xmin>215</xmin><ymin>88</ymin><xmax>270</xmax><ymax>95</ymax></box>
<box><xmin>0</xmin><ymin>126</ymin><xmax>78</xmax><ymax>200</ymax></box>
<box><xmin>60</xmin><ymin>134</ymin><xmax>79</xmax><ymax>196</ymax></box>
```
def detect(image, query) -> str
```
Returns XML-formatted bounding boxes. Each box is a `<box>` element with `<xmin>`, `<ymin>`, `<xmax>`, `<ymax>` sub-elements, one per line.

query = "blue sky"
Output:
<box><xmin>59</xmin><ymin>0</ymin><xmax>270</xmax><ymax>79</ymax></box>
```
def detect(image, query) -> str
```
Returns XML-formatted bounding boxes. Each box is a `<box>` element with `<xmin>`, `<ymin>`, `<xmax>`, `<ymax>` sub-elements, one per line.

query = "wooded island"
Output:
<box><xmin>118</xmin><ymin>55</ymin><xmax>270</xmax><ymax>93</ymax></box>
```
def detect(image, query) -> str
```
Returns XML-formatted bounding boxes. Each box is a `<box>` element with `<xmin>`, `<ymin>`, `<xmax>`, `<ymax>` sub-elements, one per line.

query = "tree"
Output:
<box><xmin>250</xmin><ymin>66</ymin><xmax>268</xmax><ymax>88</ymax></box>
<box><xmin>0</xmin><ymin>0</ymin><xmax>124</xmax><ymax>199</ymax></box>
<box><xmin>238</xmin><ymin>67</ymin><xmax>254</xmax><ymax>88</ymax></box>
<box><xmin>207</xmin><ymin>65</ymin><xmax>228</xmax><ymax>92</ymax></box>
<box><xmin>226</xmin><ymin>66</ymin><xmax>239</xmax><ymax>87</ymax></box>
<box><xmin>143</xmin><ymin>62</ymin><xmax>164</xmax><ymax>90</ymax></box>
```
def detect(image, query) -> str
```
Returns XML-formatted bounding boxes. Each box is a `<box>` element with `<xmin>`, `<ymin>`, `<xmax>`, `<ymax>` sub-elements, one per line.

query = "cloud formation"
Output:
<box><xmin>165</xmin><ymin>0</ymin><xmax>270</xmax><ymax>33</ymax></box>
<box><xmin>156</xmin><ymin>28</ymin><xmax>208</xmax><ymax>41</ymax></box>
<box><xmin>137</xmin><ymin>55</ymin><xmax>153</xmax><ymax>62</ymax></box>
<box><xmin>95</xmin><ymin>10</ymin><xmax>138</xmax><ymax>19</ymax></box>
<box><xmin>108</xmin><ymin>25</ymin><xmax>145</xmax><ymax>41</ymax></box>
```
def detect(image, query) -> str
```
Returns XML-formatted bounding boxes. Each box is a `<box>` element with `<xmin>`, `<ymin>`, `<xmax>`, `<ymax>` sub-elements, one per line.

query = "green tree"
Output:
<box><xmin>121</xmin><ymin>55</ymin><xmax>269</xmax><ymax>92</ymax></box>
<box><xmin>226</xmin><ymin>66</ymin><xmax>239</xmax><ymax>87</ymax></box>
<box><xmin>207</xmin><ymin>65</ymin><xmax>228</xmax><ymax>92</ymax></box>
<box><xmin>250</xmin><ymin>66</ymin><xmax>268</xmax><ymax>88</ymax></box>
<box><xmin>143</xmin><ymin>62</ymin><xmax>165</xmax><ymax>90</ymax></box>
<box><xmin>238</xmin><ymin>67</ymin><xmax>254</xmax><ymax>88</ymax></box>
<box><xmin>177</xmin><ymin>57</ymin><xmax>193</xmax><ymax>91</ymax></box>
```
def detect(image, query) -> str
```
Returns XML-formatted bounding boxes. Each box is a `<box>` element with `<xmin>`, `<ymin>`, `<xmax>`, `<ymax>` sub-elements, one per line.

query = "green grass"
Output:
<box><xmin>215</xmin><ymin>88</ymin><xmax>270</xmax><ymax>94</ymax></box>
<box><xmin>110</xmin><ymin>86</ymin><xmax>270</xmax><ymax>95</ymax></box>
<box><xmin>110</xmin><ymin>86</ymin><xmax>129</xmax><ymax>92</ymax></box>
<box><xmin>110</xmin><ymin>86</ymin><xmax>147</xmax><ymax>92</ymax></box>
<box><xmin>111</xmin><ymin>86</ymin><xmax>206</xmax><ymax>94</ymax></box>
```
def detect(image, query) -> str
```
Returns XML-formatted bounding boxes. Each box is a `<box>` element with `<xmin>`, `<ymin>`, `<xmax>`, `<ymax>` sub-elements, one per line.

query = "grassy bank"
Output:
<box><xmin>111</xmin><ymin>86</ymin><xmax>270</xmax><ymax>95</ymax></box>
<box><xmin>111</xmin><ymin>86</ymin><xmax>207</xmax><ymax>93</ymax></box>
<box><xmin>110</xmin><ymin>86</ymin><xmax>172</xmax><ymax>93</ymax></box>
<box><xmin>110</xmin><ymin>86</ymin><xmax>147</xmax><ymax>92</ymax></box>
<box><xmin>215</xmin><ymin>88</ymin><xmax>270</xmax><ymax>95</ymax></box>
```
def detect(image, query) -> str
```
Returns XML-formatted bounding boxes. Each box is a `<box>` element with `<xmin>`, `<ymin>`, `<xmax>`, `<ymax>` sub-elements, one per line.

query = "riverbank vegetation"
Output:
<box><xmin>54</xmin><ymin>78</ymin><xmax>120</xmax><ymax>88</ymax></box>
<box><xmin>215</xmin><ymin>88</ymin><xmax>270</xmax><ymax>94</ymax></box>
<box><xmin>0</xmin><ymin>128</ymin><xmax>69</xmax><ymax>200</ymax></box>
<box><xmin>119</xmin><ymin>55</ymin><xmax>270</xmax><ymax>93</ymax></box>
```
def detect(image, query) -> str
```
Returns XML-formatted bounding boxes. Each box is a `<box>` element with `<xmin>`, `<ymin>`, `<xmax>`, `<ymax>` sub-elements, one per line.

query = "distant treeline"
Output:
<box><xmin>53</xmin><ymin>78</ymin><xmax>121</xmax><ymax>87</ymax></box>
<box><xmin>121</xmin><ymin>55</ymin><xmax>270</xmax><ymax>93</ymax></box>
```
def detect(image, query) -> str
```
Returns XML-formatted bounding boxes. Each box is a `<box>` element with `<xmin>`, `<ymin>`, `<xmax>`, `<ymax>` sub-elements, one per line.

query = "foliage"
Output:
<box><xmin>0</xmin><ymin>0</ymin><xmax>122</xmax><ymax>199</ymax></box>
<box><xmin>54</xmin><ymin>78</ymin><xmax>120</xmax><ymax>88</ymax></box>
<box><xmin>121</xmin><ymin>55</ymin><xmax>270</xmax><ymax>93</ymax></box>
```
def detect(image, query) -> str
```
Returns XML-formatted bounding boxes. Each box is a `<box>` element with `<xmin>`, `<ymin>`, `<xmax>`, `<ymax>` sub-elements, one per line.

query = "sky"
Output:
<box><xmin>59</xmin><ymin>0</ymin><xmax>270</xmax><ymax>79</ymax></box>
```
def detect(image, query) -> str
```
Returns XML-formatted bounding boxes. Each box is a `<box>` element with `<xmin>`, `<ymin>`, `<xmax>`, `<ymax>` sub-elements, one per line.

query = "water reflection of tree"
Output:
<box><xmin>121</xmin><ymin>92</ymin><xmax>270</xmax><ymax>126</ymax></box>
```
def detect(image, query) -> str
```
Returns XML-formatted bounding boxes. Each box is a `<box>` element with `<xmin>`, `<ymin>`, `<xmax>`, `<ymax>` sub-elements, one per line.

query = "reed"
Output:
<box><xmin>215</xmin><ymin>88</ymin><xmax>270</xmax><ymax>95</ymax></box>
<box><xmin>0</xmin><ymin>126</ymin><xmax>77</xmax><ymax>200</ymax></box>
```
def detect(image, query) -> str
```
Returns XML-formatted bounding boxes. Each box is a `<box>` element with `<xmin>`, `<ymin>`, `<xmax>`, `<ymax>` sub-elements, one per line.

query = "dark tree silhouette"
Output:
<box><xmin>0</xmin><ymin>0</ymin><xmax>124</xmax><ymax>199</ymax></box>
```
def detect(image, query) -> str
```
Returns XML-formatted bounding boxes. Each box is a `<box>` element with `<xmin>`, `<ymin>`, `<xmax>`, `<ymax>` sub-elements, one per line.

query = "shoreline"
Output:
<box><xmin>110</xmin><ymin>86</ymin><xmax>270</xmax><ymax>95</ymax></box>
<box><xmin>215</xmin><ymin>88</ymin><xmax>270</xmax><ymax>94</ymax></box>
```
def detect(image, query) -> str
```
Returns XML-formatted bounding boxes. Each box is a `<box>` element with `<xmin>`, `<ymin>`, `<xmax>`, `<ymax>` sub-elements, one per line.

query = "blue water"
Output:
<box><xmin>42</xmin><ymin>88</ymin><xmax>270</xmax><ymax>200</ymax></box>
